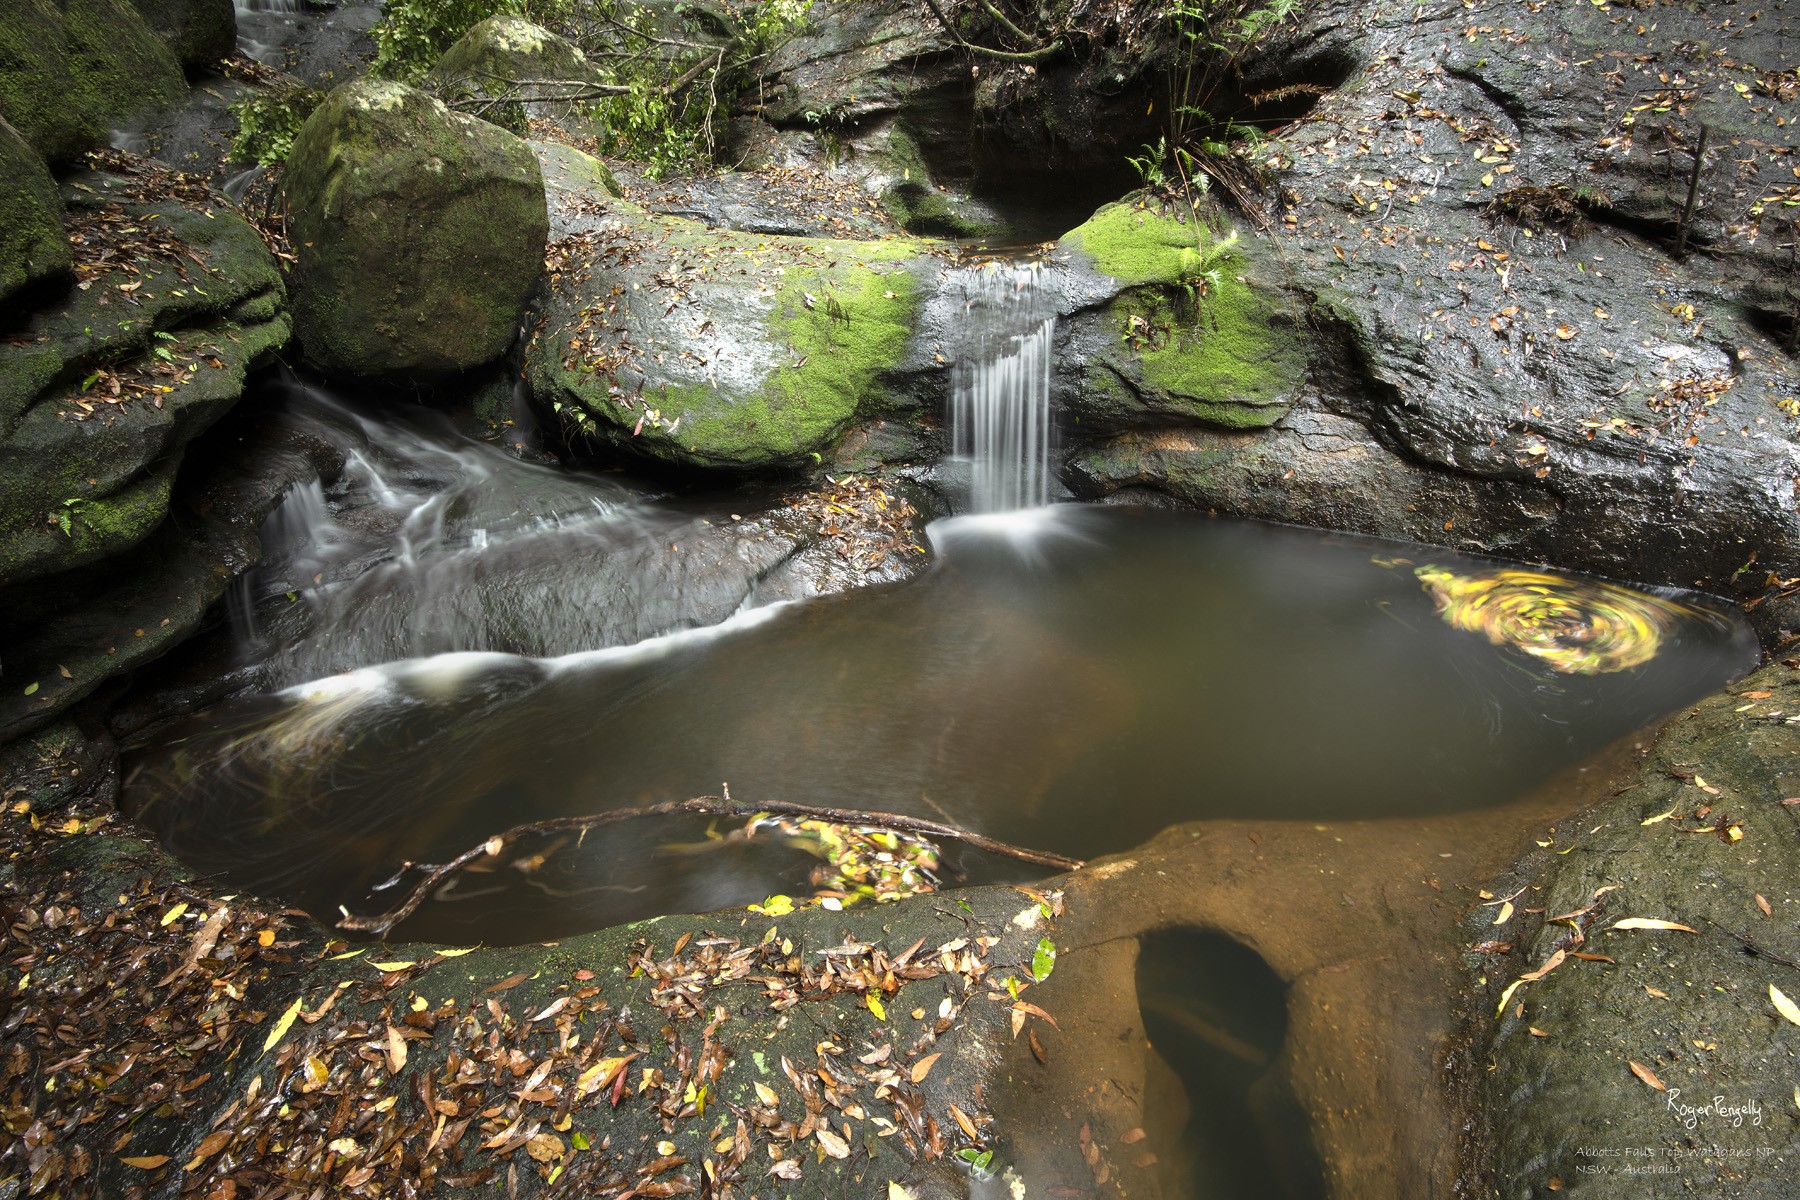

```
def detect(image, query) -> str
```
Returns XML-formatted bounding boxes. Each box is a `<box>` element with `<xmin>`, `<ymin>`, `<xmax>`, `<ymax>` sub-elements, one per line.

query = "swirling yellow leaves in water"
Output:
<box><xmin>1414</xmin><ymin>566</ymin><xmax>1689</xmax><ymax>674</ymax></box>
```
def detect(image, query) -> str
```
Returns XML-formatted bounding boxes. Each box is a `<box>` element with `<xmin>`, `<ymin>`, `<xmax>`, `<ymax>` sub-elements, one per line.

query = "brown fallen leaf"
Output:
<box><xmin>385</xmin><ymin>1024</ymin><xmax>407</xmax><ymax>1073</ymax></box>
<box><xmin>1628</xmin><ymin>1061</ymin><xmax>1667</xmax><ymax>1091</ymax></box>
<box><xmin>481</xmin><ymin>972</ymin><xmax>529</xmax><ymax>993</ymax></box>
<box><xmin>1756</xmin><ymin>894</ymin><xmax>1773</xmax><ymax>916</ymax></box>
<box><xmin>910</xmin><ymin>1053</ymin><xmax>942</xmax><ymax>1084</ymax></box>
<box><xmin>948</xmin><ymin>1104</ymin><xmax>979</xmax><ymax>1140</ymax></box>
<box><xmin>192</xmin><ymin>1130</ymin><xmax>231</xmax><ymax>1160</ymax></box>
<box><xmin>1519</xmin><ymin>949</ymin><xmax>1567</xmax><ymax>982</ymax></box>
<box><xmin>1645</xmin><ymin>986</ymin><xmax>1670</xmax><ymax>998</ymax></box>
<box><xmin>120</xmin><ymin>1156</ymin><xmax>171</xmax><ymax>1169</ymax></box>
<box><xmin>1120</xmin><ymin>1127</ymin><xmax>1146</xmax><ymax>1144</ymax></box>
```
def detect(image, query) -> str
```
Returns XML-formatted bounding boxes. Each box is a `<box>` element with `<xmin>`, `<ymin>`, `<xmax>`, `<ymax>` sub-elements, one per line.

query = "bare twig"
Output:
<box><xmin>340</xmin><ymin>795</ymin><xmax>1084</xmax><ymax>937</ymax></box>
<box><xmin>1676</xmin><ymin>122</ymin><xmax>1708</xmax><ymax>256</ymax></box>
<box><xmin>918</xmin><ymin>0</ymin><xmax>1062</xmax><ymax>62</ymax></box>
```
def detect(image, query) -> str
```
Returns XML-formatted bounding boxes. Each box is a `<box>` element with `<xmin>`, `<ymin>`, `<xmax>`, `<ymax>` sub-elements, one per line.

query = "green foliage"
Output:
<box><xmin>229</xmin><ymin>84</ymin><xmax>324</xmax><ymax>167</ymax></box>
<box><xmin>592</xmin><ymin>0</ymin><xmax>811</xmax><ymax>178</ymax></box>
<box><xmin>1157</xmin><ymin>0</ymin><xmax>1300</xmax><ymax>168</ymax></box>
<box><xmin>371</xmin><ymin>0</ymin><xmax>571</xmax><ymax>83</ymax></box>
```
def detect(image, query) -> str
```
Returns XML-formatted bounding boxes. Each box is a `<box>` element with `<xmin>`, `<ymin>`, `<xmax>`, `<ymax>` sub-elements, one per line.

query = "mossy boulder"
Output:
<box><xmin>527</xmin><ymin>197</ymin><xmax>932</xmax><ymax>472</ymax></box>
<box><xmin>0</xmin><ymin>168</ymin><xmax>289</xmax><ymax>592</ymax></box>
<box><xmin>0</xmin><ymin>0</ymin><xmax>187</xmax><ymax>164</ymax></box>
<box><xmin>127</xmin><ymin>0</ymin><xmax>236</xmax><ymax>74</ymax></box>
<box><xmin>283</xmin><ymin>77</ymin><xmax>549</xmax><ymax>379</ymax></box>
<box><xmin>0</xmin><ymin>117</ymin><xmax>70</xmax><ymax>308</ymax></box>
<box><xmin>428</xmin><ymin>16</ymin><xmax>608</xmax><ymax>138</ymax></box>
<box><xmin>1058</xmin><ymin>200</ymin><xmax>1307</xmax><ymax>432</ymax></box>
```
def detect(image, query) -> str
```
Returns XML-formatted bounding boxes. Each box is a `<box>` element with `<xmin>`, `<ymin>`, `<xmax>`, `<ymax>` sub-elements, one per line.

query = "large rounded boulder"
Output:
<box><xmin>0</xmin><ymin>117</ymin><xmax>70</xmax><ymax>308</ymax></box>
<box><xmin>0</xmin><ymin>0</ymin><xmax>186</xmax><ymax>164</ymax></box>
<box><xmin>283</xmin><ymin>78</ymin><xmax>549</xmax><ymax>379</ymax></box>
<box><xmin>428</xmin><ymin>16</ymin><xmax>608</xmax><ymax>138</ymax></box>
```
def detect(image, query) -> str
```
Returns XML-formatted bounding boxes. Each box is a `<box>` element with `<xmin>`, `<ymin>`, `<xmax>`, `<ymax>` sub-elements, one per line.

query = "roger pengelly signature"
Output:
<box><xmin>1665</xmin><ymin>1089</ymin><xmax>1763</xmax><ymax>1130</ymax></box>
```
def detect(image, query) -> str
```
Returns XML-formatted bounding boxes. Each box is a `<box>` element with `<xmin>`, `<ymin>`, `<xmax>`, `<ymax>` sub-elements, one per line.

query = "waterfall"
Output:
<box><xmin>949</xmin><ymin>263</ymin><xmax>1056</xmax><ymax>514</ymax></box>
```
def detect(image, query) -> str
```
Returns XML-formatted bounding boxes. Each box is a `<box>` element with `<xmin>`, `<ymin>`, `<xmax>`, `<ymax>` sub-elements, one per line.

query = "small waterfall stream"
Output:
<box><xmin>949</xmin><ymin>263</ymin><xmax>1057</xmax><ymax>513</ymax></box>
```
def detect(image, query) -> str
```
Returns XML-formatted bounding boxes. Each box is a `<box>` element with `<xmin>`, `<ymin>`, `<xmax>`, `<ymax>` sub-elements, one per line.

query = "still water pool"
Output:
<box><xmin>123</xmin><ymin>451</ymin><xmax>1756</xmax><ymax>944</ymax></box>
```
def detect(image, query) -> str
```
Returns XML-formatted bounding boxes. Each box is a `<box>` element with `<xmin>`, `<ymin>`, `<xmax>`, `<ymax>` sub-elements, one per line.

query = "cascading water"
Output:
<box><xmin>948</xmin><ymin>262</ymin><xmax>1057</xmax><ymax>513</ymax></box>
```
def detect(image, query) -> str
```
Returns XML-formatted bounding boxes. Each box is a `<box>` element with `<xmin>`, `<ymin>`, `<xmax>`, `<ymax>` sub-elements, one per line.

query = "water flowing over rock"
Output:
<box><xmin>948</xmin><ymin>262</ymin><xmax>1056</xmax><ymax>512</ymax></box>
<box><xmin>282</xmin><ymin>77</ymin><xmax>548</xmax><ymax>379</ymax></box>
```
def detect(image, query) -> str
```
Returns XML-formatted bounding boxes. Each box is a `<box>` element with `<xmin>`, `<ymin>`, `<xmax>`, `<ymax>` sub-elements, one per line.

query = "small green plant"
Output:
<box><xmin>55</xmin><ymin>498</ymin><xmax>90</xmax><ymax>539</ymax></box>
<box><xmin>229</xmin><ymin>84</ymin><xmax>325</xmax><ymax>167</ymax></box>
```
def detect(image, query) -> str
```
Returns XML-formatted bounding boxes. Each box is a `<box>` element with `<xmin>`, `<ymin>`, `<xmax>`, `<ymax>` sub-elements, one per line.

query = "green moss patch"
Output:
<box><xmin>1068</xmin><ymin>199</ymin><xmax>1306</xmax><ymax>429</ymax></box>
<box><xmin>531</xmin><ymin>210</ymin><xmax>932</xmax><ymax>472</ymax></box>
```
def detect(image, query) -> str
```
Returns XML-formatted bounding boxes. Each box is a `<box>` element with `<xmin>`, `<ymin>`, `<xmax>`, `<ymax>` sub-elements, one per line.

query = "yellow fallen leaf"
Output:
<box><xmin>370</xmin><ymin>961</ymin><xmax>415</xmax><ymax>972</ymax></box>
<box><xmin>1555</xmin><ymin>324</ymin><xmax>1577</xmax><ymax>340</ymax></box>
<box><xmin>257</xmin><ymin>929</ymin><xmax>276</xmax><ymax>947</ymax></box>
<box><xmin>262</xmin><ymin>996</ymin><xmax>305</xmax><ymax>1054</ymax></box>
<box><xmin>1493</xmin><ymin>901</ymin><xmax>1514</xmax><ymax>925</ymax></box>
<box><xmin>329</xmin><ymin>949</ymin><xmax>366</xmax><ymax>960</ymax></box>
<box><xmin>1640</xmin><ymin>807</ymin><xmax>1677</xmax><ymax>825</ymax></box>
<box><xmin>577</xmin><ymin>1055</ymin><xmax>633</xmax><ymax>1096</ymax></box>
<box><xmin>867</xmin><ymin>993</ymin><xmax>886</xmax><ymax>1021</ymax></box>
<box><xmin>1771</xmin><ymin>984</ymin><xmax>1800</xmax><ymax>1026</ymax></box>
<box><xmin>1496</xmin><ymin>979</ymin><xmax>1526</xmax><ymax>1018</ymax></box>
<box><xmin>1610</xmin><ymin>918</ymin><xmax>1699</xmax><ymax>933</ymax></box>
<box><xmin>160</xmin><ymin>902</ymin><xmax>188</xmax><ymax>927</ymax></box>
<box><xmin>1628</xmin><ymin>1061</ymin><xmax>1667</xmax><ymax>1091</ymax></box>
<box><xmin>889</xmin><ymin>1184</ymin><xmax>915</xmax><ymax>1200</ymax></box>
<box><xmin>754</xmin><ymin>1081</ymin><xmax>779</xmax><ymax>1106</ymax></box>
<box><xmin>436</xmin><ymin>947</ymin><xmax>475</xmax><ymax>957</ymax></box>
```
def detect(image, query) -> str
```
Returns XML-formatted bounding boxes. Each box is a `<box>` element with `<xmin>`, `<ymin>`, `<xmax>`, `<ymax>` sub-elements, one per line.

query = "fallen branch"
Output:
<box><xmin>340</xmin><ymin>795</ymin><xmax>1083</xmax><ymax>937</ymax></box>
<box><xmin>918</xmin><ymin>0</ymin><xmax>1063</xmax><ymax>63</ymax></box>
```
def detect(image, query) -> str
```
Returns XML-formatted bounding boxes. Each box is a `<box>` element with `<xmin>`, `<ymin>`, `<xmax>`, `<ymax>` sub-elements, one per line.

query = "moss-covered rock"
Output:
<box><xmin>527</xmin><ymin>197</ymin><xmax>932</xmax><ymax>472</ymax></box>
<box><xmin>127</xmin><ymin>0</ymin><xmax>236</xmax><ymax>75</ymax></box>
<box><xmin>0</xmin><ymin>0</ymin><xmax>187</xmax><ymax>164</ymax></box>
<box><xmin>0</xmin><ymin>116</ymin><xmax>70</xmax><ymax>308</ymax></box>
<box><xmin>1059</xmin><ymin>199</ymin><xmax>1306</xmax><ymax>431</ymax></box>
<box><xmin>0</xmin><ymin>168</ymin><xmax>289</xmax><ymax>591</ymax></box>
<box><xmin>428</xmin><ymin>16</ymin><xmax>608</xmax><ymax>138</ymax></box>
<box><xmin>283</xmin><ymin>77</ymin><xmax>549</xmax><ymax>379</ymax></box>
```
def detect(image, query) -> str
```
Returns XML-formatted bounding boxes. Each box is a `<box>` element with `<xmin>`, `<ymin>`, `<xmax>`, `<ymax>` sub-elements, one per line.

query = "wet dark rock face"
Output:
<box><xmin>1062</xmin><ymin>0</ymin><xmax>1800</xmax><ymax>644</ymax></box>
